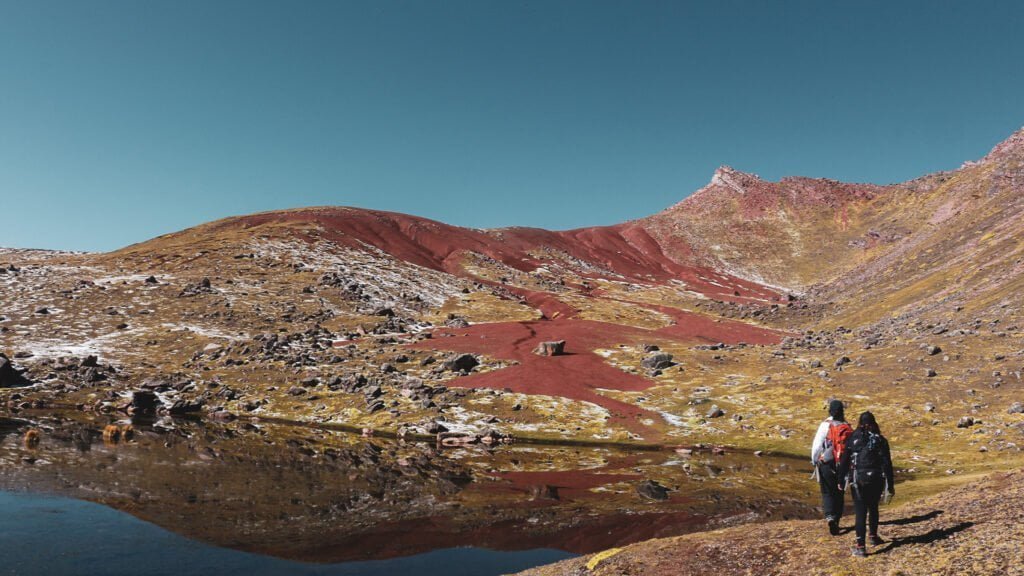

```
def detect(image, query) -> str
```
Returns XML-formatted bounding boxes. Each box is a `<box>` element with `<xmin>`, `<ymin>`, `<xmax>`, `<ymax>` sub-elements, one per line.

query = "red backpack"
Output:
<box><xmin>820</xmin><ymin>420</ymin><xmax>853</xmax><ymax>464</ymax></box>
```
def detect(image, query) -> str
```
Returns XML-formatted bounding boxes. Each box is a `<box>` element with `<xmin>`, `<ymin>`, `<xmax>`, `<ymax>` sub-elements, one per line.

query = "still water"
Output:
<box><xmin>0</xmin><ymin>413</ymin><xmax>818</xmax><ymax>575</ymax></box>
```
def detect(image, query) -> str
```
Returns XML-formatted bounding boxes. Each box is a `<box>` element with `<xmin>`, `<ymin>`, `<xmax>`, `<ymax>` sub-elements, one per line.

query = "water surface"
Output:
<box><xmin>0</xmin><ymin>413</ymin><xmax>819</xmax><ymax>574</ymax></box>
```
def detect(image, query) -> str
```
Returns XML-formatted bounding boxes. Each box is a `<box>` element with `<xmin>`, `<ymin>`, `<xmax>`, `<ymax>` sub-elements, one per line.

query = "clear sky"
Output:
<box><xmin>2</xmin><ymin>1</ymin><xmax>1023</xmax><ymax>251</ymax></box>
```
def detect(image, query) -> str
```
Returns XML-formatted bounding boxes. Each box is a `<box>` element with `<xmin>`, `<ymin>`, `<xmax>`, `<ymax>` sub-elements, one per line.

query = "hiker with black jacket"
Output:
<box><xmin>838</xmin><ymin>411</ymin><xmax>895</xmax><ymax>557</ymax></box>
<box><xmin>810</xmin><ymin>399</ymin><xmax>851</xmax><ymax>535</ymax></box>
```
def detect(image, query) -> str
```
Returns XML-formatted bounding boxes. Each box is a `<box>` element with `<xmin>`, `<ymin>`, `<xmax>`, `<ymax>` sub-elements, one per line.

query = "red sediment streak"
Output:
<box><xmin>411</xmin><ymin>292</ymin><xmax>786</xmax><ymax>437</ymax></box>
<box><xmin>228</xmin><ymin>207</ymin><xmax>781</xmax><ymax>302</ymax></box>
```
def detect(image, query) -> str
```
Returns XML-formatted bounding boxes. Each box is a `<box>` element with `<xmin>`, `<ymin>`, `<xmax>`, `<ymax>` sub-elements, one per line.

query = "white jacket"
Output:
<box><xmin>810</xmin><ymin>417</ymin><xmax>835</xmax><ymax>464</ymax></box>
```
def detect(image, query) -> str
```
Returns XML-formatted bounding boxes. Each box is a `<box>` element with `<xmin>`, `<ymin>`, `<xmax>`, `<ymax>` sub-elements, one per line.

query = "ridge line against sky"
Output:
<box><xmin>2</xmin><ymin>0</ymin><xmax>1023</xmax><ymax>252</ymax></box>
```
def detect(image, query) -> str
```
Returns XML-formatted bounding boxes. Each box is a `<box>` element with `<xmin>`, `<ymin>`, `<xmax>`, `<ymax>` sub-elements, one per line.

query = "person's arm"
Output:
<box><xmin>883</xmin><ymin>438</ymin><xmax>895</xmax><ymax>494</ymax></box>
<box><xmin>810</xmin><ymin>421</ymin><xmax>828</xmax><ymax>463</ymax></box>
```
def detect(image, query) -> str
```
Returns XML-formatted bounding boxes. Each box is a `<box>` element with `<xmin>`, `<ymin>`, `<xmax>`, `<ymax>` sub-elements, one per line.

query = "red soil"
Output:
<box><xmin>228</xmin><ymin>207</ymin><xmax>779</xmax><ymax>303</ymax></box>
<box><xmin>411</xmin><ymin>295</ymin><xmax>785</xmax><ymax>436</ymax></box>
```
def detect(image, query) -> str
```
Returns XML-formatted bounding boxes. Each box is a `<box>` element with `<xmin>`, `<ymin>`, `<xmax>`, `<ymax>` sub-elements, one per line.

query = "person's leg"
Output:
<box><xmin>866</xmin><ymin>480</ymin><xmax>884</xmax><ymax>542</ymax></box>
<box><xmin>818</xmin><ymin>465</ymin><xmax>837</xmax><ymax>519</ymax></box>
<box><xmin>818</xmin><ymin>465</ymin><xmax>841</xmax><ymax>534</ymax></box>
<box><xmin>834</xmin><ymin>473</ymin><xmax>845</xmax><ymax>522</ymax></box>
<box><xmin>853</xmin><ymin>486</ymin><xmax>867</xmax><ymax>548</ymax></box>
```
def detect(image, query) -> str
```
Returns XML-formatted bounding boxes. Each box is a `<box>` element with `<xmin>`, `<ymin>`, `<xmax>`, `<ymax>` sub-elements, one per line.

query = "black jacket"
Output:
<box><xmin>837</xmin><ymin>428</ymin><xmax>894</xmax><ymax>491</ymax></box>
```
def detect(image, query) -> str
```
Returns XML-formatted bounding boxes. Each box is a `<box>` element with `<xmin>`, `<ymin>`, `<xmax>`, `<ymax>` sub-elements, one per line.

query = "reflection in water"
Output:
<box><xmin>0</xmin><ymin>413</ymin><xmax>819</xmax><ymax>573</ymax></box>
<box><xmin>0</xmin><ymin>491</ymin><xmax>572</xmax><ymax>576</ymax></box>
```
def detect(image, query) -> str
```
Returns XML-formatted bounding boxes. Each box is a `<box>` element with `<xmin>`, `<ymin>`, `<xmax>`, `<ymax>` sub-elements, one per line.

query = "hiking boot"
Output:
<box><xmin>869</xmin><ymin>534</ymin><xmax>885</xmax><ymax>546</ymax></box>
<box><xmin>828</xmin><ymin>519</ymin><xmax>840</xmax><ymax>535</ymax></box>
<box><xmin>851</xmin><ymin>546</ymin><xmax>867</xmax><ymax>558</ymax></box>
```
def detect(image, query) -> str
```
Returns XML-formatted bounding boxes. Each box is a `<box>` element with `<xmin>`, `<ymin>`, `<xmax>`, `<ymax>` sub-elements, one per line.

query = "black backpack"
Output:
<box><xmin>851</xmin><ymin>431</ymin><xmax>885</xmax><ymax>484</ymax></box>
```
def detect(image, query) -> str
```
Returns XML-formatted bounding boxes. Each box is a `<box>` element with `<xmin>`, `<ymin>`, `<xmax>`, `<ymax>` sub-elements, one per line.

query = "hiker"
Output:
<box><xmin>838</xmin><ymin>411</ymin><xmax>895</xmax><ymax>557</ymax></box>
<box><xmin>811</xmin><ymin>399</ymin><xmax>852</xmax><ymax>535</ymax></box>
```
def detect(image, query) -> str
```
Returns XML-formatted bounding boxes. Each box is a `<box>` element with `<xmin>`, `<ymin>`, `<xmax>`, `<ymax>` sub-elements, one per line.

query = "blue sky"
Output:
<box><xmin>2</xmin><ymin>1</ymin><xmax>1023</xmax><ymax>251</ymax></box>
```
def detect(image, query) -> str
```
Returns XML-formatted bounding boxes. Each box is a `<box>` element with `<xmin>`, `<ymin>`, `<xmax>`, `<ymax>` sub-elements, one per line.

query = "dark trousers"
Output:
<box><xmin>817</xmin><ymin>463</ymin><xmax>844</xmax><ymax>521</ymax></box>
<box><xmin>852</xmin><ymin>477</ymin><xmax>884</xmax><ymax>546</ymax></box>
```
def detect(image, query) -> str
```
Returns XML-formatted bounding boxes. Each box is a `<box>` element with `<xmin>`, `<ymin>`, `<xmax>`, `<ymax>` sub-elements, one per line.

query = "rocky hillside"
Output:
<box><xmin>1</xmin><ymin>127</ymin><xmax>1022</xmax><ymax>466</ymax></box>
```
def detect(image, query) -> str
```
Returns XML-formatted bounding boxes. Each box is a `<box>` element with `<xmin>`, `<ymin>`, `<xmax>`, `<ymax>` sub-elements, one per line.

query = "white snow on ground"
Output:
<box><xmin>19</xmin><ymin>328</ymin><xmax>146</xmax><ymax>361</ymax></box>
<box><xmin>248</xmin><ymin>239</ymin><xmax>466</xmax><ymax>312</ymax></box>
<box><xmin>160</xmin><ymin>323</ymin><xmax>247</xmax><ymax>341</ymax></box>
<box><xmin>659</xmin><ymin>411</ymin><xmax>688</xmax><ymax>427</ymax></box>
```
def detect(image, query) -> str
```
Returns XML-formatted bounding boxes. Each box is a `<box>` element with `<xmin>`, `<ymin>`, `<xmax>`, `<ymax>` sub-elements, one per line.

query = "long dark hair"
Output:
<box><xmin>858</xmin><ymin>411</ymin><xmax>881</xmax><ymax>435</ymax></box>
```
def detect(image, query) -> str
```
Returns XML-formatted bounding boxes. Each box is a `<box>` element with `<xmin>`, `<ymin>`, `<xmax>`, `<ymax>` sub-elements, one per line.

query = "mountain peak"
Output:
<box><xmin>707</xmin><ymin>165</ymin><xmax>763</xmax><ymax>195</ymax></box>
<box><xmin>967</xmin><ymin>126</ymin><xmax>1024</xmax><ymax>167</ymax></box>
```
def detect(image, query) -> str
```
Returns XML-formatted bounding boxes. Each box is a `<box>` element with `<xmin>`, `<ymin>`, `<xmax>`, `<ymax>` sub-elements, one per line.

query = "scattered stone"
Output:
<box><xmin>636</xmin><ymin>479</ymin><xmax>669</xmax><ymax>501</ymax></box>
<box><xmin>957</xmin><ymin>416</ymin><xmax>975</xmax><ymax>428</ymax></box>
<box><xmin>443</xmin><ymin>353</ymin><xmax>479</xmax><ymax>373</ymax></box>
<box><xmin>641</xmin><ymin>352</ymin><xmax>674</xmax><ymax>371</ymax></box>
<box><xmin>1008</xmin><ymin>402</ymin><xmax>1024</xmax><ymax>415</ymax></box>
<box><xmin>129</xmin><ymin>390</ymin><xmax>159</xmax><ymax>416</ymax></box>
<box><xmin>706</xmin><ymin>405</ymin><xmax>725</xmax><ymax>418</ymax></box>
<box><xmin>834</xmin><ymin>356</ymin><xmax>851</xmax><ymax>368</ymax></box>
<box><xmin>926</xmin><ymin>368</ymin><xmax>938</xmax><ymax>378</ymax></box>
<box><xmin>533</xmin><ymin>340</ymin><xmax>566</xmax><ymax>356</ymax></box>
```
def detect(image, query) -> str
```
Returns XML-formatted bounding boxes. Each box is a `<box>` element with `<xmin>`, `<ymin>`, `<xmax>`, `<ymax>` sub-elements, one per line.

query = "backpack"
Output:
<box><xmin>819</xmin><ymin>420</ymin><xmax>853</xmax><ymax>464</ymax></box>
<box><xmin>853</xmin><ymin>431</ymin><xmax>884</xmax><ymax>470</ymax></box>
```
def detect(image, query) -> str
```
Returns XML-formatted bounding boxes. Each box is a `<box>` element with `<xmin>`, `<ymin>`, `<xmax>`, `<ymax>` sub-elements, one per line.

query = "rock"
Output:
<box><xmin>834</xmin><ymin>356</ymin><xmax>851</xmax><ymax>368</ymax></box>
<box><xmin>925</xmin><ymin>368</ymin><xmax>938</xmax><ymax>378</ymax></box>
<box><xmin>0</xmin><ymin>354</ymin><xmax>30</xmax><ymax>387</ymax></box>
<box><xmin>957</xmin><ymin>416</ymin><xmax>975</xmax><ymax>428</ymax></box>
<box><xmin>706</xmin><ymin>405</ymin><xmax>725</xmax><ymax>418</ymax></box>
<box><xmin>425</xmin><ymin>421</ymin><xmax>448</xmax><ymax>434</ymax></box>
<box><xmin>443</xmin><ymin>353</ymin><xmax>479</xmax><ymax>373</ymax></box>
<box><xmin>808</xmin><ymin>360</ymin><xmax>823</xmax><ymax>368</ymax></box>
<box><xmin>924</xmin><ymin>402</ymin><xmax>936</xmax><ymax>413</ymax></box>
<box><xmin>444</xmin><ymin>316</ymin><xmax>470</xmax><ymax>328</ymax></box>
<box><xmin>164</xmin><ymin>398</ymin><xmax>205</xmax><ymax>415</ymax></box>
<box><xmin>140</xmin><ymin>378</ymin><xmax>172</xmax><ymax>392</ymax></box>
<box><xmin>636</xmin><ymin>479</ymin><xmax>669</xmax><ymax>501</ymax></box>
<box><xmin>144</xmin><ymin>275</ymin><xmax>159</xmax><ymax>284</ymax></box>
<box><xmin>642</xmin><ymin>344</ymin><xmax>660</xmax><ymax>353</ymax></box>
<box><xmin>286</xmin><ymin>386</ymin><xmax>307</xmax><ymax>396</ymax></box>
<box><xmin>530</xmin><ymin>484</ymin><xmax>560</xmax><ymax>501</ymax></box>
<box><xmin>641</xmin><ymin>352</ymin><xmax>674</xmax><ymax>371</ymax></box>
<box><xmin>926</xmin><ymin>345</ymin><xmax>942</xmax><ymax>356</ymax></box>
<box><xmin>1008</xmin><ymin>402</ymin><xmax>1024</xmax><ymax>414</ymax></box>
<box><xmin>372</xmin><ymin>307</ymin><xmax>395</xmax><ymax>317</ymax></box>
<box><xmin>129</xmin><ymin>390</ymin><xmax>159</xmax><ymax>415</ymax></box>
<box><xmin>533</xmin><ymin>340</ymin><xmax>566</xmax><ymax>356</ymax></box>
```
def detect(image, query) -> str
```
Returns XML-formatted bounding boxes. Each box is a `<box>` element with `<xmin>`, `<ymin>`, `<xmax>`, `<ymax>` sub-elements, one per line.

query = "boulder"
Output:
<box><xmin>129</xmin><ymin>390</ymin><xmax>159</xmax><ymax>415</ymax></box>
<box><xmin>164</xmin><ymin>398</ymin><xmax>205</xmax><ymax>415</ymax></box>
<box><xmin>443</xmin><ymin>353</ymin><xmax>479</xmax><ymax>373</ymax></box>
<box><xmin>641</xmin><ymin>352</ymin><xmax>674</xmax><ymax>371</ymax></box>
<box><xmin>636</xmin><ymin>479</ymin><xmax>669</xmax><ymax>501</ymax></box>
<box><xmin>533</xmin><ymin>340</ymin><xmax>566</xmax><ymax>356</ymax></box>
<box><xmin>0</xmin><ymin>354</ymin><xmax>30</xmax><ymax>387</ymax></box>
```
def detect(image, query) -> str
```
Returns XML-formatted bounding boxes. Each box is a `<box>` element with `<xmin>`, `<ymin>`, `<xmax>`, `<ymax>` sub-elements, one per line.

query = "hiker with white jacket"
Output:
<box><xmin>810</xmin><ymin>399</ymin><xmax>852</xmax><ymax>535</ymax></box>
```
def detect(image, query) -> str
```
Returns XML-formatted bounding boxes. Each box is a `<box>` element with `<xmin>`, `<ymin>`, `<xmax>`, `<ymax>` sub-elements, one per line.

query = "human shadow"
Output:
<box><xmin>880</xmin><ymin>510</ymin><xmax>943</xmax><ymax>526</ymax></box>
<box><xmin>874</xmin><ymin>521</ymin><xmax>974</xmax><ymax>554</ymax></box>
